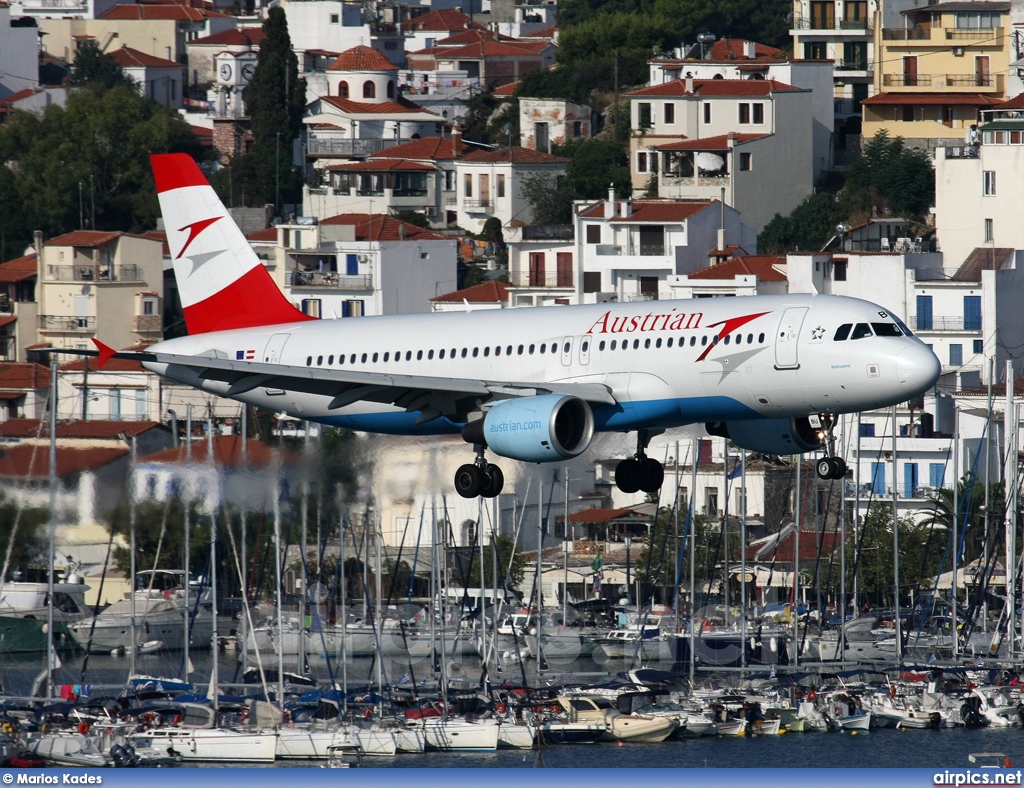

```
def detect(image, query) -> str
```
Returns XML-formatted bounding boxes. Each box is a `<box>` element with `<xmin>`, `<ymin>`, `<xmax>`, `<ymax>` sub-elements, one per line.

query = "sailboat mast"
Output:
<box><xmin>1006</xmin><ymin>361</ymin><xmax>1015</xmax><ymax>658</ymax></box>
<box><xmin>45</xmin><ymin>355</ymin><xmax>57</xmax><ymax>700</ymax></box>
<box><xmin>184</xmin><ymin>404</ymin><xmax>192</xmax><ymax>683</ymax></box>
<box><xmin>208</xmin><ymin>418</ymin><xmax>219</xmax><ymax>712</ymax></box>
<box><xmin>893</xmin><ymin>405</ymin><xmax>902</xmax><ymax>665</ymax></box>
<box><xmin>689</xmin><ymin>437</ymin><xmax>698</xmax><ymax>686</ymax></box>
<box><xmin>273</xmin><ymin>457</ymin><xmax>285</xmax><ymax>705</ymax></box>
<box><xmin>793</xmin><ymin>455</ymin><xmax>801</xmax><ymax>668</ymax></box>
<box><xmin>129</xmin><ymin>436</ymin><xmax>137</xmax><ymax>678</ymax></box>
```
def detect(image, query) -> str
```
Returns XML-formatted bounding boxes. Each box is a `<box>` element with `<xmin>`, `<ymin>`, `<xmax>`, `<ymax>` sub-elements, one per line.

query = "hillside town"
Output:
<box><xmin>0</xmin><ymin>0</ymin><xmax>1019</xmax><ymax>616</ymax></box>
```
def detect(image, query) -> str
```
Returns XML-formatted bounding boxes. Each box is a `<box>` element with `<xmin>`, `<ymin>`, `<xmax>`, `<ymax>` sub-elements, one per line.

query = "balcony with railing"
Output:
<box><xmin>306</xmin><ymin>138</ymin><xmax>429</xmax><ymax>158</ymax></box>
<box><xmin>509</xmin><ymin>270</ymin><xmax>573</xmax><ymax>288</ymax></box>
<box><xmin>792</xmin><ymin>15</ymin><xmax>870</xmax><ymax>31</ymax></box>
<box><xmin>910</xmin><ymin>315</ymin><xmax>981</xmax><ymax>332</ymax></box>
<box><xmin>882</xmin><ymin>25</ymin><xmax>1003</xmax><ymax>43</ymax></box>
<box><xmin>835</xmin><ymin>59</ymin><xmax>874</xmax><ymax>75</ymax></box>
<box><xmin>883</xmin><ymin>72</ymin><xmax>1002</xmax><ymax>92</ymax></box>
<box><xmin>942</xmin><ymin>144</ymin><xmax>981</xmax><ymax>159</ymax></box>
<box><xmin>46</xmin><ymin>265</ymin><xmax>144</xmax><ymax>283</ymax></box>
<box><xmin>285</xmin><ymin>270</ymin><xmax>374</xmax><ymax>290</ymax></box>
<box><xmin>39</xmin><ymin>315</ymin><xmax>95</xmax><ymax>332</ymax></box>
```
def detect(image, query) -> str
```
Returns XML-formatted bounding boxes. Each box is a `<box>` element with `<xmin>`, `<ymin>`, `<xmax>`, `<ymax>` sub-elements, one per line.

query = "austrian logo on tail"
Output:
<box><xmin>175</xmin><ymin>216</ymin><xmax>222</xmax><ymax>259</ymax></box>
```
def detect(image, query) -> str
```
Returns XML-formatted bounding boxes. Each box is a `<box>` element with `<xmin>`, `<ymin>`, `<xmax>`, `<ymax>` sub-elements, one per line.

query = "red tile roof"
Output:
<box><xmin>45</xmin><ymin>231</ymin><xmax>122</xmax><ymax>248</ymax></box>
<box><xmin>690</xmin><ymin>255</ymin><xmax>786</xmax><ymax>281</ymax></box>
<box><xmin>0</xmin><ymin>88</ymin><xmax>43</xmax><ymax>107</ymax></box>
<box><xmin>424</xmin><ymin>40</ymin><xmax>546</xmax><ymax>58</ymax></box>
<box><xmin>567</xmin><ymin>507</ymin><xmax>643</xmax><ymax>524</ymax></box>
<box><xmin>627</xmin><ymin>78</ymin><xmax>801</xmax><ymax>98</ymax></box>
<box><xmin>320</xmin><ymin>96</ymin><xmax>437</xmax><ymax>116</ymax></box>
<box><xmin>189</xmin><ymin>27</ymin><xmax>265</xmax><ymax>47</ymax></box>
<box><xmin>0</xmin><ymin>316</ymin><xmax>15</xmax><ymax>329</ymax></box>
<box><xmin>110</xmin><ymin>45</ymin><xmax>181</xmax><ymax>69</ymax></box>
<box><xmin>656</xmin><ymin>132</ymin><xmax>768</xmax><ymax>151</ymax></box>
<box><xmin>0</xmin><ymin>363</ymin><xmax>50</xmax><ymax>389</ymax></box>
<box><xmin>0</xmin><ymin>418</ymin><xmax>161</xmax><ymax>439</ymax></box>
<box><xmin>246</xmin><ymin>227</ymin><xmax>278</xmax><ymax>242</ymax></box>
<box><xmin>991</xmin><ymin>93</ymin><xmax>1024</xmax><ymax>110</ymax></box>
<box><xmin>492</xmin><ymin>80</ymin><xmax>520</xmax><ymax>97</ymax></box>
<box><xmin>525</xmin><ymin>26</ymin><xmax>558</xmax><ymax>38</ymax></box>
<box><xmin>461</xmin><ymin>145</ymin><xmax>568</xmax><ymax>164</ymax></box>
<box><xmin>139</xmin><ymin>434</ymin><xmax>274</xmax><ymax>467</ymax></box>
<box><xmin>325</xmin><ymin>159</ymin><xmax>434</xmax><ymax>173</ymax></box>
<box><xmin>100</xmin><ymin>4</ymin><xmax>225</xmax><ymax>20</ymax></box>
<box><xmin>0</xmin><ymin>444</ymin><xmax>128</xmax><ymax>478</ymax></box>
<box><xmin>327</xmin><ymin>45</ymin><xmax>398</xmax><ymax>72</ymax></box>
<box><xmin>0</xmin><ymin>254</ymin><xmax>37</xmax><ymax>283</ymax></box>
<box><xmin>862</xmin><ymin>92</ymin><xmax>1003</xmax><ymax>106</ymax></box>
<box><xmin>579</xmin><ymin>198</ymin><xmax>715</xmax><ymax>223</ymax></box>
<box><xmin>432</xmin><ymin>28</ymin><xmax>510</xmax><ymax>46</ymax></box>
<box><xmin>709</xmin><ymin>38</ymin><xmax>784</xmax><ymax>61</ymax></box>
<box><xmin>431</xmin><ymin>280</ymin><xmax>508</xmax><ymax>303</ymax></box>
<box><xmin>408</xmin><ymin>9</ymin><xmax>482</xmax><ymax>31</ymax></box>
<box><xmin>368</xmin><ymin>135</ymin><xmax>484</xmax><ymax>161</ymax></box>
<box><xmin>320</xmin><ymin>214</ymin><xmax>447</xmax><ymax>242</ymax></box>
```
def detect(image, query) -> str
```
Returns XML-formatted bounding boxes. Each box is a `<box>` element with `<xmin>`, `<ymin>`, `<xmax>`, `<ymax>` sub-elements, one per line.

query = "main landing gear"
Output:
<box><xmin>812</xmin><ymin>413</ymin><xmax>848</xmax><ymax>480</ymax></box>
<box><xmin>614</xmin><ymin>429</ymin><xmax>665</xmax><ymax>494</ymax></box>
<box><xmin>454</xmin><ymin>445</ymin><xmax>505</xmax><ymax>499</ymax></box>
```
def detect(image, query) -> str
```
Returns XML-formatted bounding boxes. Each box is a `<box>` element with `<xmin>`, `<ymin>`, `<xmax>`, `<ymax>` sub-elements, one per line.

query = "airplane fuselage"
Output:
<box><xmin>145</xmin><ymin>293</ymin><xmax>939</xmax><ymax>435</ymax></box>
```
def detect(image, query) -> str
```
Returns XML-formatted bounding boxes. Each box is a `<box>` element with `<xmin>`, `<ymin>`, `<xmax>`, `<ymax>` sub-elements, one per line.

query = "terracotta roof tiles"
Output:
<box><xmin>0</xmin><ymin>444</ymin><xmax>128</xmax><ymax>478</ymax></box>
<box><xmin>100</xmin><ymin>4</ymin><xmax>226</xmax><ymax>20</ymax></box>
<box><xmin>461</xmin><ymin>145</ymin><xmax>567</xmax><ymax>164</ymax></box>
<box><xmin>367</xmin><ymin>135</ymin><xmax>484</xmax><ymax>161</ymax></box>
<box><xmin>45</xmin><ymin>231</ymin><xmax>122</xmax><ymax>247</ymax></box>
<box><xmin>579</xmin><ymin>199</ymin><xmax>716</xmax><ymax>223</ymax></box>
<box><xmin>689</xmin><ymin>255</ymin><xmax>787</xmax><ymax>281</ymax></box>
<box><xmin>110</xmin><ymin>46</ymin><xmax>181</xmax><ymax>69</ymax></box>
<box><xmin>327</xmin><ymin>45</ymin><xmax>398</xmax><ymax>72</ymax></box>
<box><xmin>430</xmin><ymin>280</ymin><xmax>508</xmax><ymax>303</ymax></box>
<box><xmin>189</xmin><ymin>27</ymin><xmax>265</xmax><ymax>47</ymax></box>
<box><xmin>655</xmin><ymin>132</ymin><xmax>768</xmax><ymax>151</ymax></box>
<box><xmin>139</xmin><ymin>434</ymin><xmax>274</xmax><ymax>467</ymax></box>
<box><xmin>0</xmin><ymin>254</ymin><xmax>37</xmax><ymax>283</ymax></box>
<box><xmin>0</xmin><ymin>418</ymin><xmax>162</xmax><ymax>439</ymax></box>
<box><xmin>0</xmin><ymin>363</ymin><xmax>50</xmax><ymax>389</ymax></box>
<box><xmin>627</xmin><ymin>78</ymin><xmax>801</xmax><ymax>98</ymax></box>
<box><xmin>320</xmin><ymin>96</ymin><xmax>438</xmax><ymax>116</ymax></box>
<box><xmin>320</xmin><ymin>214</ymin><xmax>447</xmax><ymax>242</ymax></box>
<box><xmin>407</xmin><ymin>9</ymin><xmax>481</xmax><ymax>31</ymax></box>
<box><xmin>325</xmin><ymin>159</ymin><xmax>434</xmax><ymax>173</ymax></box>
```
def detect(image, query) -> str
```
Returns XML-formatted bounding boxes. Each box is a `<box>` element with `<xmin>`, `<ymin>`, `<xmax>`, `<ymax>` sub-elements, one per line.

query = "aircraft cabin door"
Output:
<box><xmin>578</xmin><ymin>335</ymin><xmax>591</xmax><ymax>366</ymax></box>
<box><xmin>263</xmin><ymin>332</ymin><xmax>290</xmax><ymax>364</ymax></box>
<box><xmin>774</xmin><ymin>307</ymin><xmax>807</xmax><ymax>370</ymax></box>
<box><xmin>560</xmin><ymin>336</ymin><xmax>574</xmax><ymax>367</ymax></box>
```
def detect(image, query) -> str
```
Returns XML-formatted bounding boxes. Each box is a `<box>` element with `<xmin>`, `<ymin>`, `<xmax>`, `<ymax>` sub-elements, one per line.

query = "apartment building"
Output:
<box><xmin>667</xmin><ymin>255</ymin><xmax>788</xmax><ymax>298</ymax></box>
<box><xmin>252</xmin><ymin>214</ymin><xmax>458</xmax><ymax>318</ymax></box>
<box><xmin>626</xmin><ymin>78</ymin><xmax>813</xmax><ymax>232</ymax></box>
<box><xmin>454</xmin><ymin>146</ymin><xmax>568</xmax><ymax>234</ymax></box>
<box><xmin>934</xmin><ymin>94</ymin><xmax>1024</xmax><ymax>269</ymax></box>
<box><xmin>110</xmin><ymin>46</ymin><xmax>186</xmax><ymax>109</ymax></box>
<box><xmin>650</xmin><ymin>39</ymin><xmax>834</xmax><ymax>178</ymax></box>
<box><xmin>36</xmin><ymin>231</ymin><xmax>164</xmax><ymax>353</ymax></box>
<box><xmin>519</xmin><ymin>98</ymin><xmax>592</xmax><ymax>152</ymax></box>
<box><xmin>863</xmin><ymin>0</ymin><xmax>1012</xmax><ymax>150</ymax></box>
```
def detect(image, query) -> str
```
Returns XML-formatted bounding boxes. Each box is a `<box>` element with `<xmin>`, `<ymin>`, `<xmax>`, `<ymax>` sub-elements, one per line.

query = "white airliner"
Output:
<box><xmin>95</xmin><ymin>154</ymin><xmax>941</xmax><ymax>499</ymax></box>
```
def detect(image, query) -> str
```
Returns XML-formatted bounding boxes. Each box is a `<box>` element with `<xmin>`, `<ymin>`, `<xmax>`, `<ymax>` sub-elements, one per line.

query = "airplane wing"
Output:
<box><xmin>105</xmin><ymin>346</ymin><xmax>617</xmax><ymax>424</ymax></box>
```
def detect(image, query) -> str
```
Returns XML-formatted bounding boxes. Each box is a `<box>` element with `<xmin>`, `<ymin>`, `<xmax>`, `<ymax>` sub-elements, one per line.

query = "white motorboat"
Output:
<box><xmin>69</xmin><ymin>595</ymin><xmax>213</xmax><ymax>653</ymax></box>
<box><xmin>756</xmin><ymin>718</ymin><xmax>782</xmax><ymax>735</ymax></box>
<box><xmin>557</xmin><ymin>696</ymin><xmax>676</xmax><ymax>743</ymax></box>
<box><xmin>714</xmin><ymin>720</ymin><xmax>745</xmax><ymax>736</ymax></box>
<box><xmin>276</xmin><ymin>724</ymin><xmax>397</xmax><ymax>758</ymax></box>
<box><xmin>422</xmin><ymin>718</ymin><xmax>499</xmax><ymax>751</ymax></box>
<box><xmin>839</xmin><ymin>712</ymin><xmax>872</xmax><ymax>731</ymax></box>
<box><xmin>0</xmin><ymin>579</ymin><xmax>91</xmax><ymax>652</ymax></box>
<box><xmin>129</xmin><ymin>703</ymin><xmax>277</xmax><ymax>762</ymax></box>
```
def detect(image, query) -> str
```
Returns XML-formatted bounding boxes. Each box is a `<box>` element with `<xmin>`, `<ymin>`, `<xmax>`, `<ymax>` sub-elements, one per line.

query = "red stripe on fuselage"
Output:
<box><xmin>151</xmin><ymin>153</ymin><xmax>210</xmax><ymax>193</ymax></box>
<box><xmin>181</xmin><ymin>265</ymin><xmax>315</xmax><ymax>334</ymax></box>
<box><xmin>696</xmin><ymin>311</ymin><xmax>771</xmax><ymax>362</ymax></box>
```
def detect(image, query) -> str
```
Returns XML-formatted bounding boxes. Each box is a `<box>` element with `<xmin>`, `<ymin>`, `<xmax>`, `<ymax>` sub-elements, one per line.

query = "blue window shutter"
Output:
<box><xmin>964</xmin><ymin>296</ymin><xmax>981</xmax><ymax>331</ymax></box>
<box><xmin>341</xmin><ymin>301</ymin><xmax>350</xmax><ymax>318</ymax></box>
<box><xmin>916</xmin><ymin>295</ymin><xmax>932</xmax><ymax>330</ymax></box>
<box><xmin>859</xmin><ymin>423</ymin><xmax>875</xmax><ymax>438</ymax></box>
<box><xmin>904</xmin><ymin>463</ymin><xmax>918</xmax><ymax>497</ymax></box>
<box><xmin>346</xmin><ymin>254</ymin><xmax>358</xmax><ymax>275</ymax></box>
<box><xmin>871</xmin><ymin>462</ymin><xmax>885</xmax><ymax>495</ymax></box>
<box><xmin>950</xmin><ymin>344</ymin><xmax>963</xmax><ymax>366</ymax></box>
<box><xmin>929</xmin><ymin>463</ymin><xmax>945</xmax><ymax>488</ymax></box>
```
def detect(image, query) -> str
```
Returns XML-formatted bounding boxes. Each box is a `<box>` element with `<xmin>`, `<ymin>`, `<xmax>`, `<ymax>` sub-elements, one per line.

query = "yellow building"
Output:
<box><xmin>863</xmin><ymin>0</ymin><xmax>1010</xmax><ymax>148</ymax></box>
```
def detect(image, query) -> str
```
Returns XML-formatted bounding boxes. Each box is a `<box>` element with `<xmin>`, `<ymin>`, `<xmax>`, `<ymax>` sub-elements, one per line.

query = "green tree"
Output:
<box><xmin>562</xmin><ymin>137</ymin><xmax>631</xmax><ymax>199</ymax></box>
<box><xmin>757</xmin><ymin>191</ymin><xmax>842</xmax><ymax>254</ymax></box>
<box><xmin>0</xmin><ymin>497</ymin><xmax>49</xmax><ymax>577</ymax></box>
<box><xmin>70</xmin><ymin>39</ymin><xmax>135</xmax><ymax>91</ymax></box>
<box><xmin>841</xmin><ymin>130</ymin><xmax>934</xmax><ymax>220</ymax></box>
<box><xmin>0</xmin><ymin>86</ymin><xmax>205</xmax><ymax>254</ymax></box>
<box><xmin>465</xmin><ymin>534</ymin><xmax>528</xmax><ymax>593</ymax></box>
<box><xmin>106</xmin><ymin>499</ymin><xmax>210</xmax><ymax>576</ymax></box>
<box><xmin>213</xmin><ymin>7</ymin><xmax>306</xmax><ymax>208</ymax></box>
<box><xmin>521</xmin><ymin>172</ymin><xmax>575</xmax><ymax>225</ymax></box>
<box><xmin>392</xmin><ymin>209</ymin><xmax>431</xmax><ymax>228</ymax></box>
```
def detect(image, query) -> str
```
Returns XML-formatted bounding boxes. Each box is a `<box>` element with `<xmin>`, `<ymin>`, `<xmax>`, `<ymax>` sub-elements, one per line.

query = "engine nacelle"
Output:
<box><xmin>706</xmin><ymin>417</ymin><xmax>822</xmax><ymax>455</ymax></box>
<box><xmin>467</xmin><ymin>393</ymin><xmax>594</xmax><ymax>463</ymax></box>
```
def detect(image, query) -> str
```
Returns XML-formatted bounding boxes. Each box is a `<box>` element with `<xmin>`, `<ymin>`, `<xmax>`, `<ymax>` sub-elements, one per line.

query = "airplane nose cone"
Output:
<box><xmin>897</xmin><ymin>343</ymin><xmax>941</xmax><ymax>397</ymax></box>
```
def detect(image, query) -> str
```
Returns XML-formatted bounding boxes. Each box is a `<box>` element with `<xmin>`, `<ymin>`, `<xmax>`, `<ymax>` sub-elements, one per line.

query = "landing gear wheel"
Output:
<box><xmin>615</xmin><ymin>458</ymin><xmax>642</xmax><ymax>494</ymax></box>
<box><xmin>638</xmin><ymin>457</ymin><xmax>665</xmax><ymax>493</ymax></box>
<box><xmin>830</xmin><ymin>457</ymin><xmax>848</xmax><ymax>479</ymax></box>
<box><xmin>455</xmin><ymin>464</ymin><xmax>483</xmax><ymax>498</ymax></box>
<box><xmin>479</xmin><ymin>464</ymin><xmax>504</xmax><ymax>498</ymax></box>
<box><xmin>816</xmin><ymin>458</ymin><xmax>835</xmax><ymax>480</ymax></box>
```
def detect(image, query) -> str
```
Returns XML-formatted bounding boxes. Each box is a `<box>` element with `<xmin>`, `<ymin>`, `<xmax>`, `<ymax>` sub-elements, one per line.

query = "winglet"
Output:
<box><xmin>92</xmin><ymin>338</ymin><xmax>117</xmax><ymax>368</ymax></box>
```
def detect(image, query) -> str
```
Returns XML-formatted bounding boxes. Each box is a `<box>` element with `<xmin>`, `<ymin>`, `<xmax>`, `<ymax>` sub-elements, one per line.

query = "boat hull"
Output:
<box><xmin>131</xmin><ymin>728</ymin><xmax>277</xmax><ymax>762</ymax></box>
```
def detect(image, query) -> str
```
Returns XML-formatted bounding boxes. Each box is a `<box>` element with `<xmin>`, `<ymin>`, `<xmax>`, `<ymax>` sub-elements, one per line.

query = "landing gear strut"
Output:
<box><xmin>615</xmin><ymin>429</ymin><xmax>665</xmax><ymax>494</ymax></box>
<box><xmin>813</xmin><ymin>413</ymin><xmax>847</xmax><ymax>480</ymax></box>
<box><xmin>454</xmin><ymin>445</ymin><xmax>504</xmax><ymax>499</ymax></box>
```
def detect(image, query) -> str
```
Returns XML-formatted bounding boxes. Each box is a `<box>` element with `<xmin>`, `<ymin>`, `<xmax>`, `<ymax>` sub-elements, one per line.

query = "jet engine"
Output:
<box><xmin>706</xmin><ymin>417</ymin><xmax>822</xmax><ymax>455</ymax></box>
<box><xmin>463</xmin><ymin>393</ymin><xmax>595</xmax><ymax>463</ymax></box>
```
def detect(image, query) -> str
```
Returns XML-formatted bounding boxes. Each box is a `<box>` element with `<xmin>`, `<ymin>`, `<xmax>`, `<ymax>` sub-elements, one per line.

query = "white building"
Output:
<box><xmin>667</xmin><ymin>255</ymin><xmax>789</xmax><ymax>299</ymax></box>
<box><xmin>454</xmin><ymin>145</ymin><xmax>568</xmax><ymax>234</ymax></box>
<box><xmin>281</xmin><ymin>0</ymin><xmax>405</xmax><ymax>69</ymax></box>
<box><xmin>0</xmin><ymin>5</ymin><xmax>41</xmax><ymax>96</ymax></box>
<box><xmin>519</xmin><ymin>97</ymin><xmax>592</xmax><ymax>152</ymax></box>
<box><xmin>252</xmin><ymin>213</ymin><xmax>458</xmax><ymax>318</ymax></box>
<box><xmin>111</xmin><ymin>46</ymin><xmax>186</xmax><ymax>109</ymax></box>
<box><xmin>934</xmin><ymin>95</ymin><xmax>1024</xmax><ymax>270</ymax></box>
<box><xmin>649</xmin><ymin>39</ymin><xmax>834</xmax><ymax>179</ymax></box>
<box><xmin>627</xmin><ymin>78</ymin><xmax>814</xmax><ymax>232</ymax></box>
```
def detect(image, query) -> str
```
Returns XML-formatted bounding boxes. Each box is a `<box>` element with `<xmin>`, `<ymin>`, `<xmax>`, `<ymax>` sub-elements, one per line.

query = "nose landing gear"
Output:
<box><xmin>455</xmin><ymin>445</ymin><xmax>505</xmax><ymax>499</ymax></box>
<box><xmin>614</xmin><ymin>429</ymin><xmax>665</xmax><ymax>494</ymax></box>
<box><xmin>812</xmin><ymin>413</ymin><xmax>847</xmax><ymax>480</ymax></box>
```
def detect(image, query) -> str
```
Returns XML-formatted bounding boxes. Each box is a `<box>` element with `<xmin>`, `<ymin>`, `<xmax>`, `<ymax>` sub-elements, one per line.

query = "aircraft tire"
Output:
<box><xmin>615</xmin><ymin>459</ymin><xmax>642</xmax><ymax>494</ymax></box>
<box><xmin>455</xmin><ymin>464</ymin><xmax>483</xmax><ymax>498</ymax></box>
<box><xmin>639</xmin><ymin>458</ymin><xmax>664</xmax><ymax>493</ymax></box>
<box><xmin>480</xmin><ymin>464</ymin><xmax>504</xmax><ymax>498</ymax></box>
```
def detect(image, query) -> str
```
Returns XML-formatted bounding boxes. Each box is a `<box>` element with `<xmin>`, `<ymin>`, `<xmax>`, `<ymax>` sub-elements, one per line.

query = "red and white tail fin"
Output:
<box><xmin>151</xmin><ymin>153</ymin><xmax>313</xmax><ymax>335</ymax></box>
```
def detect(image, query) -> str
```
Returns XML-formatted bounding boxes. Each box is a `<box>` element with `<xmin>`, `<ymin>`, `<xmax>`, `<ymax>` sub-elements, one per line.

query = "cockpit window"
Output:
<box><xmin>872</xmin><ymin>323</ymin><xmax>903</xmax><ymax>337</ymax></box>
<box><xmin>850</xmin><ymin>323</ymin><xmax>872</xmax><ymax>340</ymax></box>
<box><xmin>834</xmin><ymin>324</ymin><xmax>852</xmax><ymax>341</ymax></box>
<box><xmin>892</xmin><ymin>316</ymin><xmax>913</xmax><ymax>337</ymax></box>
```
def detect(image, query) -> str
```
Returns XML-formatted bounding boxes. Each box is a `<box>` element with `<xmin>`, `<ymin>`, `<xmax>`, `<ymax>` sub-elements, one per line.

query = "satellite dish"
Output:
<box><xmin>696</xmin><ymin>152</ymin><xmax>726</xmax><ymax>172</ymax></box>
